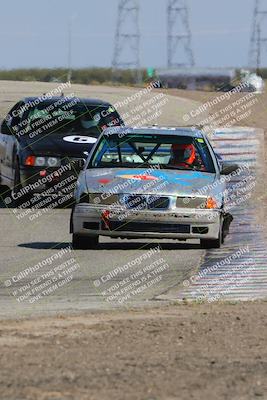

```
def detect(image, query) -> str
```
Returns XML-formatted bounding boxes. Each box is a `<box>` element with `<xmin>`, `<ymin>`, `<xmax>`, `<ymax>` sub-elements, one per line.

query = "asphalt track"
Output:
<box><xmin>0</xmin><ymin>127</ymin><xmax>264</xmax><ymax>319</ymax></box>
<box><xmin>0</xmin><ymin>81</ymin><xmax>208</xmax><ymax>319</ymax></box>
<box><xmin>0</xmin><ymin>202</ymin><xmax>204</xmax><ymax>318</ymax></box>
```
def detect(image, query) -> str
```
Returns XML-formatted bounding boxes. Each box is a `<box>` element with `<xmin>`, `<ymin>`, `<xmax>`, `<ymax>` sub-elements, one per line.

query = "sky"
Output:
<box><xmin>0</xmin><ymin>0</ymin><xmax>259</xmax><ymax>69</ymax></box>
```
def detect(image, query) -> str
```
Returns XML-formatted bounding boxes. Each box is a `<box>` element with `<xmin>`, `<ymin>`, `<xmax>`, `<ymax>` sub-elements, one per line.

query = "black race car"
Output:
<box><xmin>0</xmin><ymin>95</ymin><xmax>123</xmax><ymax>206</ymax></box>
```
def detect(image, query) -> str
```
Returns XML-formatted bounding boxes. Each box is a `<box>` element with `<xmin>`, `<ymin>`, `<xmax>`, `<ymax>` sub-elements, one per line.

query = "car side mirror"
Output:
<box><xmin>80</xmin><ymin>158</ymin><xmax>86</xmax><ymax>169</ymax></box>
<box><xmin>1</xmin><ymin>120</ymin><xmax>11</xmax><ymax>135</ymax></box>
<box><xmin>221</xmin><ymin>163</ymin><xmax>239</xmax><ymax>175</ymax></box>
<box><xmin>71</xmin><ymin>158</ymin><xmax>86</xmax><ymax>170</ymax></box>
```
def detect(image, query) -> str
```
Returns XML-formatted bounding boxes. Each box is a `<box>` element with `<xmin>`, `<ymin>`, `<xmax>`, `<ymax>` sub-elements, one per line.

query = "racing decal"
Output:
<box><xmin>116</xmin><ymin>170</ymin><xmax>213</xmax><ymax>186</ymax></box>
<box><xmin>98</xmin><ymin>178</ymin><xmax>112</xmax><ymax>185</ymax></box>
<box><xmin>101</xmin><ymin>210</ymin><xmax>111</xmax><ymax>229</ymax></box>
<box><xmin>63</xmin><ymin>135</ymin><xmax>97</xmax><ymax>144</ymax></box>
<box><xmin>117</xmin><ymin>174</ymin><xmax>159</xmax><ymax>181</ymax></box>
<box><xmin>173</xmin><ymin>172</ymin><xmax>211</xmax><ymax>186</ymax></box>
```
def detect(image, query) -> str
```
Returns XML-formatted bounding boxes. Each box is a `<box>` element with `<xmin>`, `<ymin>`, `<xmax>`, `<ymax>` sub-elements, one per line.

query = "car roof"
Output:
<box><xmin>104</xmin><ymin>126</ymin><xmax>204</xmax><ymax>138</ymax></box>
<box><xmin>23</xmin><ymin>96</ymin><xmax>112</xmax><ymax>107</ymax></box>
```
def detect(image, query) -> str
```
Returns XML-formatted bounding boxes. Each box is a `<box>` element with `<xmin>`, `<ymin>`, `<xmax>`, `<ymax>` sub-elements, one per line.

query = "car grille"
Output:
<box><xmin>148</xmin><ymin>196</ymin><xmax>170</xmax><ymax>209</ymax></box>
<box><xmin>123</xmin><ymin>195</ymin><xmax>147</xmax><ymax>210</ymax></box>
<box><xmin>121</xmin><ymin>195</ymin><xmax>170</xmax><ymax>210</ymax></box>
<box><xmin>103</xmin><ymin>221</ymin><xmax>190</xmax><ymax>234</ymax></box>
<box><xmin>90</xmin><ymin>193</ymin><xmax>119</xmax><ymax>206</ymax></box>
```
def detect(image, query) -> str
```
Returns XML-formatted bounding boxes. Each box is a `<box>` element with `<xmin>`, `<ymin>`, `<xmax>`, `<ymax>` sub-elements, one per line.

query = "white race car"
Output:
<box><xmin>70</xmin><ymin>127</ymin><xmax>235</xmax><ymax>249</ymax></box>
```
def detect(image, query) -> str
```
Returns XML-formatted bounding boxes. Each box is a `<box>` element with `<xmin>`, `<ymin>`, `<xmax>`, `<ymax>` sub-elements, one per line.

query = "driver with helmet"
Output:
<box><xmin>169</xmin><ymin>143</ymin><xmax>206</xmax><ymax>170</ymax></box>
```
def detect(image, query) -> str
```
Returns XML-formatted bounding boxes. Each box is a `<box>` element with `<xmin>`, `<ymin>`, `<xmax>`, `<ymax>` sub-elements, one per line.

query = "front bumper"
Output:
<box><xmin>72</xmin><ymin>204</ymin><xmax>222</xmax><ymax>240</ymax></box>
<box><xmin>20</xmin><ymin>165</ymin><xmax>79</xmax><ymax>197</ymax></box>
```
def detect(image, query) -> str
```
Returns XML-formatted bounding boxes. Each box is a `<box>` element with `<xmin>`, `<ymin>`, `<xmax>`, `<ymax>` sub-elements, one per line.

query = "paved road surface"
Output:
<box><xmin>0</xmin><ymin>203</ymin><xmax>203</xmax><ymax>318</ymax></box>
<box><xmin>0</xmin><ymin>81</ymin><xmax>206</xmax><ymax>319</ymax></box>
<box><xmin>0</xmin><ymin>127</ymin><xmax>264</xmax><ymax>318</ymax></box>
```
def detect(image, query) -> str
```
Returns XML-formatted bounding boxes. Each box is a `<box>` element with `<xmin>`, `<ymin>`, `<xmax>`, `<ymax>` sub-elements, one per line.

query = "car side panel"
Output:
<box><xmin>0</xmin><ymin>102</ymin><xmax>24</xmax><ymax>188</ymax></box>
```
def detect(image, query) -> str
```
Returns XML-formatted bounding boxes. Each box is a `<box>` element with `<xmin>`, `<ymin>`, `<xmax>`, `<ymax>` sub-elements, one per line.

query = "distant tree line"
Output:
<box><xmin>257</xmin><ymin>68</ymin><xmax>267</xmax><ymax>79</ymax></box>
<box><xmin>0</xmin><ymin>68</ymin><xmax>149</xmax><ymax>85</ymax></box>
<box><xmin>0</xmin><ymin>67</ymin><xmax>266</xmax><ymax>87</ymax></box>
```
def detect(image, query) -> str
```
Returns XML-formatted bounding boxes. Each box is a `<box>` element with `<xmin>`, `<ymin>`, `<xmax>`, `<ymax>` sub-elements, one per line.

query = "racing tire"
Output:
<box><xmin>12</xmin><ymin>162</ymin><xmax>32</xmax><ymax>208</ymax></box>
<box><xmin>200</xmin><ymin>220</ymin><xmax>223</xmax><ymax>249</ymax></box>
<box><xmin>72</xmin><ymin>234</ymin><xmax>99</xmax><ymax>250</ymax></box>
<box><xmin>222</xmin><ymin>213</ymin><xmax>233</xmax><ymax>241</ymax></box>
<box><xmin>200</xmin><ymin>237</ymin><xmax>221</xmax><ymax>249</ymax></box>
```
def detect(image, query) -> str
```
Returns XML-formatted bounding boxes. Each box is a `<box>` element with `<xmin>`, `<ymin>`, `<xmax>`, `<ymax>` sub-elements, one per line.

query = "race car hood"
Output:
<box><xmin>20</xmin><ymin>132</ymin><xmax>98</xmax><ymax>158</ymax></box>
<box><xmin>82</xmin><ymin>167</ymin><xmax>219</xmax><ymax>197</ymax></box>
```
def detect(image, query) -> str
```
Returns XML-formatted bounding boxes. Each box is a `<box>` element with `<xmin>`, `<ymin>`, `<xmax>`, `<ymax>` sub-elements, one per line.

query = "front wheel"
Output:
<box><xmin>72</xmin><ymin>234</ymin><xmax>99</xmax><ymax>250</ymax></box>
<box><xmin>200</xmin><ymin>237</ymin><xmax>222</xmax><ymax>249</ymax></box>
<box><xmin>200</xmin><ymin>220</ymin><xmax>223</xmax><ymax>249</ymax></box>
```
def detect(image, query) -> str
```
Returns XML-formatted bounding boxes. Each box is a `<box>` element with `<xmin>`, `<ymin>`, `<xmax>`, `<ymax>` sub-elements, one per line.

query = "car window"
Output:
<box><xmin>205</xmin><ymin>135</ymin><xmax>221</xmax><ymax>170</ymax></box>
<box><xmin>17</xmin><ymin>103</ymin><xmax>123</xmax><ymax>139</ymax></box>
<box><xmin>5</xmin><ymin>101</ymin><xmax>24</xmax><ymax>128</ymax></box>
<box><xmin>90</xmin><ymin>134</ymin><xmax>216</xmax><ymax>173</ymax></box>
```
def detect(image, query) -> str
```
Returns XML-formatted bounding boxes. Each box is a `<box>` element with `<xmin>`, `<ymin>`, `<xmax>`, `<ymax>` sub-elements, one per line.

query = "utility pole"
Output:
<box><xmin>67</xmin><ymin>19</ymin><xmax>72</xmax><ymax>83</ymax></box>
<box><xmin>167</xmin><ymin>0</ymin><xmax>194</xmax><ymax>68</ymax></box>
<box><xmin>249</xmin><ymin>0</ymin><xmax>267</xmax><ymax>71</ymax></box>
<box><xmin>112</xmin><ymin>0</ymin><xmax>141</xmax><ymax>84</ymax></box>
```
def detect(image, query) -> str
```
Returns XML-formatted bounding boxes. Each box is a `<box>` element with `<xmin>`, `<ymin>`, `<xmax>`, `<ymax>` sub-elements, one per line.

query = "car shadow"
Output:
<box><xmin>18</xmin><ymin>242</ymin><xmax>72</xmax><ymax>250</ymax></box>
<box><xmin>18</xmin><ymin>241</ymin><xmax>200</xmax><ymax>250</ymax></box>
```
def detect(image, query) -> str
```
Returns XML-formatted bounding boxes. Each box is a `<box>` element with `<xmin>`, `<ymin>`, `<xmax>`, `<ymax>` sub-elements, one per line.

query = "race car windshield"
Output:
<box><xmin>19</xmin><ymin>103</ymin><xmax>122</xmax><ymax>138</ymax></box>
<box><xmin>89</xmin><ymin>134</ymin><xmax>216</xmax><ymax>173</ymax></box>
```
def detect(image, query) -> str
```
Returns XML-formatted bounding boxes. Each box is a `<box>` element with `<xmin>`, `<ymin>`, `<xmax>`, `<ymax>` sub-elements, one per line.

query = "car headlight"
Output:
<box><xmin>47</xmin><ymin>157</ymin><xmax>60</xmax><ymax>167</ymax></box>
<box><xmin>205</xmin><ymin>197</ymin><xmax>218</xmax><ymax>209</ymax></box>
<box><xmin>24</xmin><ymin>156</ymin><xmax>61</xmax><ymax>167</ymax></box>
<box><xmin>35</xmin><ymin>157</ymin><xmax>46</xmax><ymax>167</ymax></box>
<box><xmin>77</xmin><ymin>193</ymin><xmax>119</xmax><ymax>205</ymax></box>
<box><xmin>91</xmin><ymin>193</ymin><xmax>119</xmax><ymax>205</ymax></box>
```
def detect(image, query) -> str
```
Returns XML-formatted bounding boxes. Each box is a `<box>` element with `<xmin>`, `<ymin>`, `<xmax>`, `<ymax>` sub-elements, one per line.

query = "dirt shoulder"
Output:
<box><xmin>162</xmin><ymin>88</ymin><xmax>267</xmax><ymax>132</ymax></box>
<box><xmin>1</xmin><ymin>302</ymin><xmax>267</xmax><ymax>400</ymax></box>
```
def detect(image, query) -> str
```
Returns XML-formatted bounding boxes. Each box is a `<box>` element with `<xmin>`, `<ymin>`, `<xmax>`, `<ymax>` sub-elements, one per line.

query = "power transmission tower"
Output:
<box><xmin>167</xmin><ymin>0</ymin><xmax>194</xmax><ymax>68</ymax></box>
<box><xmin>249</xmin><ymin>0</ymin><xmax>267</xmax><ymax>71</ymax></box>
<box><xmin>112</xmin><ymin>0</ymin><xmax>141</xmax><ymax>83</ymax></box>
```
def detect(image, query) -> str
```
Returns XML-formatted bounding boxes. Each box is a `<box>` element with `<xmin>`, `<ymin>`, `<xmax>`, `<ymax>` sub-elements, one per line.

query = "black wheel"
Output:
<box><xmin>72</xmin><ymin>234</ymin><xmax>99</xmax><ymax>250</ymax></box>
<box><xmin>222</xmin><ymin>213</ymin><xmax>233</xmax><ymax>241</ymax></box>
<box><xmin>200</xmin><ymin>237</ymin><xmax>221</xmax><ymax>249</ymax></box>
<box><xmin>200</xmin><ymin>220</ymin><xmax>223</xmax><ymax>249</ymax></box>
<box><xmin>12</xmin><ymin>163</ymin><xmax>32</xmax><ymax>208</ymax></box>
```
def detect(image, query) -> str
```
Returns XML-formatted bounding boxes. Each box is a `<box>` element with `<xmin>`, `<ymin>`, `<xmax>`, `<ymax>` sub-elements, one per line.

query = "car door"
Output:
<box><xmin>0</xmin><ymin>102</ymin><xmax>24</xmax><ymax>188</ymax></box>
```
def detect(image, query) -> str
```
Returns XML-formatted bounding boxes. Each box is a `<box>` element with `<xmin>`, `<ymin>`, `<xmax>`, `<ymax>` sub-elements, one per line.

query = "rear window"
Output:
<box><xmin>17</xmin><ymin>101</ymin><xmax>123</xmax><ymax>139</ymax></box>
